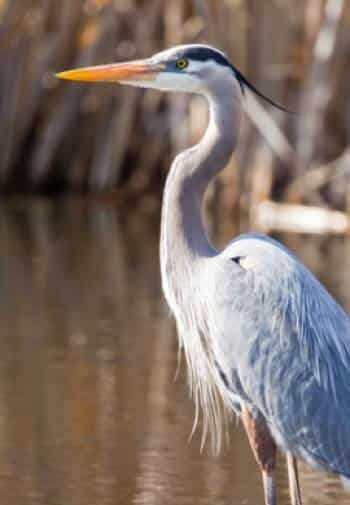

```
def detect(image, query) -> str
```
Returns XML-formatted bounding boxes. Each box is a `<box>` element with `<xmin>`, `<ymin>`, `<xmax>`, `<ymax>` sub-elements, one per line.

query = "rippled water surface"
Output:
<box><xmin>0</xmin><ymin>199</ymin><xmax>349</xmax><ymax>505</ymax></box>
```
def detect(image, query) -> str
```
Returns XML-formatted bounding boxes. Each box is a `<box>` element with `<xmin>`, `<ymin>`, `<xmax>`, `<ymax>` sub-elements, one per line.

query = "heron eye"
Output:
<box><xmin>176</xmin><ymin>58</ymin><xmax>189</xmax><ymax>70</ymax></box>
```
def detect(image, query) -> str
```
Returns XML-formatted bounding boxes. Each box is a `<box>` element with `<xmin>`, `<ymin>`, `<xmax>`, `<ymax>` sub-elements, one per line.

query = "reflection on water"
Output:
<box><xmin>0</xmin><ymin>199</ymin><xmax>348</xmax><ymax>505</ymax></box>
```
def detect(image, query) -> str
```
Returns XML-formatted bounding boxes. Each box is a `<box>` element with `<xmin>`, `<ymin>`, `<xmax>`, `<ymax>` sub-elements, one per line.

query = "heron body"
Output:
<box><xmin>57</xmin><ymin>44</ymin><xmax>350</xmax><ymax>504</ymax></box>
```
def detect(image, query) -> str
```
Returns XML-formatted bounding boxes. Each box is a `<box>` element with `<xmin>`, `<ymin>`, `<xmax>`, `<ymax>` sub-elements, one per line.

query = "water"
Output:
<box><xmin>0</xmin><ymin>198</ymin><xmax>349</xmax><ymax>505</ymax></box>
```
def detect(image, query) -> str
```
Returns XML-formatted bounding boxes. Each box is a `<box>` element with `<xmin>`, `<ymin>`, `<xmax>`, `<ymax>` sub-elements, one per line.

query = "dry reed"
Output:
<box><xmin>1</xmin><ymin>0</ymin><xmax>350</xmax><ymax>229</ymax></box>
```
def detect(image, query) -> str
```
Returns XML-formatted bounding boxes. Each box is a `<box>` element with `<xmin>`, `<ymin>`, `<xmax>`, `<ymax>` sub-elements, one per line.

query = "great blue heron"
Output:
<box><xmin>57</xmin><ymin>44</ymin><xmax>350</xmax><ymax>505</ymax></box>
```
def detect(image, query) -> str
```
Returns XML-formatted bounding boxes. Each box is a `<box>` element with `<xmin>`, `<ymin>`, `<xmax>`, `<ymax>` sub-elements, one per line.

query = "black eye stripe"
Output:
<box><xmin>177</xmin><ymin>47</ymin><xmax>230</xmax><ymax>68</ymax></box>
<box><xmin>171</xmin><ymin>45</ymin><xmax>294</xmax><ymax>113</ymax></box>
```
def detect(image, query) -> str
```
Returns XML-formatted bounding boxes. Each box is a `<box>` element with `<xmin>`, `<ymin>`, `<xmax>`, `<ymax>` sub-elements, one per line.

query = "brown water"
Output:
<box><xmin>0</xmin><ymin>199</ymin><xmax>349</xmax><ymax>505</ymax></box>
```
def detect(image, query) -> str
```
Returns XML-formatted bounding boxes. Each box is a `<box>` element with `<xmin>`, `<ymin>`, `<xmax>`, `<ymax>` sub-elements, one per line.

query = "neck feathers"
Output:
<box><xmin>160</xmin><ymin>74</ymin><xmax>241</xmax><ymax>318</ymax></box>
<box><xmin>161</xmin><ymin>74</ymin><xmax>241</xmax><ymax>276</ymax></box>
<box><xmin>160</xmin><ymin>72</ymin><xmax>242</xmax><ymax>452</ymax></box>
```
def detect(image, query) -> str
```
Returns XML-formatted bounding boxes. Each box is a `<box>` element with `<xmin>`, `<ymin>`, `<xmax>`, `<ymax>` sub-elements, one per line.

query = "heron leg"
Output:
<box><xmin>286</xmin><ymin>452</ymin><xmax>302</xmax><ymax>505</ymax></box>
<box><xmin>262</xmin><ymin>470</ymin><xmax>277</xmax><ymax>505</ymax></box>
<box><xmin>241</xmin><ymin>406</ymin><xmax>277</xmax><ymax>505</ymax></box>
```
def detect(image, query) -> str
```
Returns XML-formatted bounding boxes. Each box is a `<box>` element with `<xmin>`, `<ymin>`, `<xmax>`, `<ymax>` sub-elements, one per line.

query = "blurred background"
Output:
<box><xmin>0</xmin><ymin>0</ymin><xmax>350</xmax><ymax>223</ymax></box>
<box><xmin>0</xmin><ymin>1</ymin><xmax>350</xmax><ymax>504</ymax></box>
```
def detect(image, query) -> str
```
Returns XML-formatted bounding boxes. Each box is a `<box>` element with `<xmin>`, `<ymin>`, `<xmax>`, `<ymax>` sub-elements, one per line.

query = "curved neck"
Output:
<box><xmin>193</xmin><ymin>85</ymin><xmax>241</xmax><ymax>195</ymax></box>
<box><xmin>160</xmin><ymin>78</ymin><xmax>241</xmax><ymax>308</ymax></box>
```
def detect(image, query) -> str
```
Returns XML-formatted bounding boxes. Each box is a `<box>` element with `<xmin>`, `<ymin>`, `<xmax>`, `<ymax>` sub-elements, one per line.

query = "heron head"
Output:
<box><xmin>56</xmin><ymin>44</ymin><xmax>291</xmax><ymax>112</ymax></box>
<box><xmin>56</xmin><ymin>45</ymin><xmax>231</xmax><ymax>93</ymax></box>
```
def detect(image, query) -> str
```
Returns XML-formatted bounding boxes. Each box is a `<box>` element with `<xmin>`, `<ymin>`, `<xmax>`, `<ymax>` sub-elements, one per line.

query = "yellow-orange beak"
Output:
<box><xmin>56</xmin><ymin>60</ymin><xmax>164</xmax><ymax>83</ymax></box>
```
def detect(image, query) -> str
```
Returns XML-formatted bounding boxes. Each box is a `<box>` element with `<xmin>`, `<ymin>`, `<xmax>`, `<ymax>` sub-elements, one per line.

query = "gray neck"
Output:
<box><xmin>160</xmin><ymin>77</ymin><xmax>241</xmax><ymax>307</ymax></box>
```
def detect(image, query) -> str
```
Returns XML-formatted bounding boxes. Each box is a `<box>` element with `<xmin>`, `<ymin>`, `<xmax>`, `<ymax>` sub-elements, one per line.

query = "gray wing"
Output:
<box><xmin>212</xmin><ymin>234</ymin><xmax>350</xmax><ymax>477</ymax></box>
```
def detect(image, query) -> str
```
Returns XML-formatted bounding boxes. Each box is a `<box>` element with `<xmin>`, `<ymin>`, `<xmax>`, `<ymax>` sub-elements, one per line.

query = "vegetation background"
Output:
<box><xmin>1</xmin><ymin>0</ymin><xmax>349</xmax><ymax>230</ymax></box>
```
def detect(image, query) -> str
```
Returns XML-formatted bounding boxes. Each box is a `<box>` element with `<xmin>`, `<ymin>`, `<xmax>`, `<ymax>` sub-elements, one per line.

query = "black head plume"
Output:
<box><xmin>170</xmin><ymin>44</ymin><xmax>295</xmax><ymax>114</ymax></box>
<box><xmin>232</xmin><ymin>65</ymin><xmax>295</xmax><ymax>114</ymax></box>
